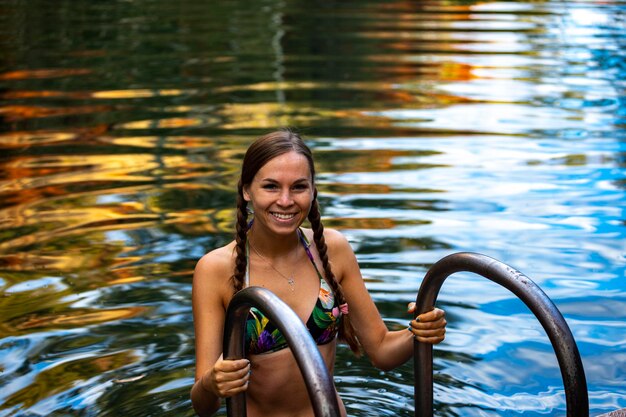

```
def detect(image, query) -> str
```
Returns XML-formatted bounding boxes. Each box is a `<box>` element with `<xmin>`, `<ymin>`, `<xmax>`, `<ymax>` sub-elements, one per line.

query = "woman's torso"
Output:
<box><xmin>222</xmin><ymin>228</ymin><xmax>347</xmax><ymax>416</ymax></box>
<box><xmin>245</xmin><ymin>343</ymin><xmax>347</xmax><ymax>417</ymax></box>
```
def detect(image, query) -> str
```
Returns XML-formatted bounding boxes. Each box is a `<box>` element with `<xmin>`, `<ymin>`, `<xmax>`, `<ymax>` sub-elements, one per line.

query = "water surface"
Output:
<box><xmin>1</xmin><ymin>0</ymin><xmax>625</xmax><ymax>416</ymax></box>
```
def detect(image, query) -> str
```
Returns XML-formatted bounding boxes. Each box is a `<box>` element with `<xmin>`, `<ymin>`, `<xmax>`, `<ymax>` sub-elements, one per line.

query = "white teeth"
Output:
<box><xmin>272</xmin><ymin>212</ymin><xmax>295</xmax><ymax>220</ymax></box>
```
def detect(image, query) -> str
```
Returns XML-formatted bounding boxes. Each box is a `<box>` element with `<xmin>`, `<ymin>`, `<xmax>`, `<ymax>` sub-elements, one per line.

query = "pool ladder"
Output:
<box><xmin>223</xmin><ymin>252</ymin><xmax>617</xmax><ymax>417</ymax></box>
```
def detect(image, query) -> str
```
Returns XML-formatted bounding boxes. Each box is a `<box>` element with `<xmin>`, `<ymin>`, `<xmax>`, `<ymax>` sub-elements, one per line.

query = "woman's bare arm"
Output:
<box><xmin>325</xmin><ymin>229</ymin><xmax>446</xmax><ymax>371</ymax></box>
<box><xmin>190</xmin><ymin>247</ymin><xmax>250</xmax><ymax>416</ymax></box>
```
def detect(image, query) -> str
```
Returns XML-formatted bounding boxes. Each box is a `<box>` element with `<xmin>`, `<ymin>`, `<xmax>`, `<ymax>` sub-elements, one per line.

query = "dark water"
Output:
<box><xmin>1</xmin><ymin>0</ymin><xmax>625</xmax><ymax>416</ymax></box>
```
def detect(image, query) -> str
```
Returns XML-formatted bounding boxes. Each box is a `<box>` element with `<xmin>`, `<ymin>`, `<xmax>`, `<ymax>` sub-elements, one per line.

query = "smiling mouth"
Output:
<box><xmin>271</xmin><ymin>212</ymin><xmax>297</xmax><ymax>220</ymax></box>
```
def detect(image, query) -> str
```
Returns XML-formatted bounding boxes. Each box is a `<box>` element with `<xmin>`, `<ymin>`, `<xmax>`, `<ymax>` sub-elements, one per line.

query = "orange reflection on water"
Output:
<box><xmin>0</xmin><ymin>131</ymin><xmax>77</xmax><ymax>148</ymax></box>
<box><xmin>109</xmin><ymin>275</ymin><xmax>146</xmax><ymax>285</ymax></box>
<box><xmin>1</xmin><ymin>153</ymin><xmax>158</xmax><ymax>188</ymax></box>
<box><xmin>439</xmin><ymin>61</ymin><xmax>475</xmax><ymax>82</ymax></box>
<box><xmin>117</xmin><ymin>116</ymin><xmax>215</xmax><ymax>129</ymax></box>
<box><xmin>162</xmin><ymin>207</ymin><xmax>235</xmax><ymax>235</ymax></box>
<box><xmin>324</xmin><ymin>217</ymin><xmax>430</xmax><ymax>230</ymax></box>
<box><xmin>15</xmin><ymin>306</ymin><xmax>148</xmax><ymax>330</ymax></box>
<box><xmin>323</xmin><ymin>183</ymin><xmax>394</xmax><ymax>195</ymax></box>
<box><xmin>0</xmin><ymin>252</ymin><xmax>110</xmax><ymax>272</ymax></box>
<box><xmin>0</xmin><ymin>126</ymin><xmax>111</xmax><ymax>150</ymax></box>
<box><xmin>0</xmin><ymin>68</ymin><xmax>91</xmax><ymax>80</ymax></box>
<box><xmin>324</xmin><ymin>182</ymin><xmax>444</xmax><ymax>196</ymax></box>
<box><xmin>102</xmin><ymin>135</ymin><xmax>226</xmax><ymax>151</ymax></box>
<box><xmin>0</xmin><ymin>104</ymin><xmax>112</xmax><ymax>122</ymax></box>
<box><xmin>0</xmin><ymin>90</ymin><xmax>88</xmax><ymax>100</ymax></box>
<box><xmin>0</xmin><ymin>87</ymin><xmax>190</xmax><ymax>104</ymax></box>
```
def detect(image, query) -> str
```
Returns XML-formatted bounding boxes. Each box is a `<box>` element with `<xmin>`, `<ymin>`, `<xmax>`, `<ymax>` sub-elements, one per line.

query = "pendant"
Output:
<box><xmin>287</xmin><ymin>276</ymin><xmax>295</xmax><ymax>290</ymax></box>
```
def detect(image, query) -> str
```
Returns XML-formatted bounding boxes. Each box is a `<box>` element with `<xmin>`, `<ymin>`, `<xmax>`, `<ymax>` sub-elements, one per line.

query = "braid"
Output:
<box><xmin>308</xmin><ymin>194</ymin><xmax>361</xmax><ymax>354</ymax></box>
<box><xmin>232</xmin><ymin>182</ymin><xmax>249</xmax><ymax>293</ymax></box>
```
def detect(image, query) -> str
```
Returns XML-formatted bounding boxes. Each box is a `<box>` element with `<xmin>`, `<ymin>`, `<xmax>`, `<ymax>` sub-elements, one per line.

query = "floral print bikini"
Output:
<box><xmin>244</xmin><ymin>229</ymin><xmax>343</xmax><ymax>355</ymax></box>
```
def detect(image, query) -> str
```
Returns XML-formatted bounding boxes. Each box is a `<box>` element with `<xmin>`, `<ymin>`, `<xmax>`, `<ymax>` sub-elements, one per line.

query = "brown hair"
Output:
<box><xmin>232</xmin><ymin>128</ymin><xmax>360</xmax><ymax>354</ymax></box>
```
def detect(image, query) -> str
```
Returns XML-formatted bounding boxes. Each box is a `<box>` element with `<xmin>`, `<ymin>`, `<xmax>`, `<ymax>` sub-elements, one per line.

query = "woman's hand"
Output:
<box><xmin>202</xmin><ymin>357</ymin><xmax>251</xmax><ymax>398</ymax></box>
<box><xmin>407</xmin><ymin>302</ymin><xmax>447</xmax><ymax>344</ymax></box>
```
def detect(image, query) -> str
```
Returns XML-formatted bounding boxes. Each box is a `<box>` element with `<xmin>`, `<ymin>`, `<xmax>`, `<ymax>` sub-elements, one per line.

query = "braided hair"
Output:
<box><xmin>232</xmin><ymin>129</ymin><xmax>361</xmax><ymax>354</ymax></box>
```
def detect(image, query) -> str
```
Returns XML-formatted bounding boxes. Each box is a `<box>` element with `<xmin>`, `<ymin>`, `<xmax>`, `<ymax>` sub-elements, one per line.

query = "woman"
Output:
<box><xmin>190</xmin><ymin>129</ymin><xmax>446</xmax><ymax>417</ymax></box>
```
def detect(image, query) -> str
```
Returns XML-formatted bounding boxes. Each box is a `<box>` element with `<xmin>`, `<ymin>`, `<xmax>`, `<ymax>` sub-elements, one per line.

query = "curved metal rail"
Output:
<box><xmin>223</xmin><ymin>286</ymin><xmax>341</xmax><ymax>417</ymax></box>
<box><xmin>414</xmin><ymin>252</ymin><xmax>588</xmax><ymax>417</ymax></box>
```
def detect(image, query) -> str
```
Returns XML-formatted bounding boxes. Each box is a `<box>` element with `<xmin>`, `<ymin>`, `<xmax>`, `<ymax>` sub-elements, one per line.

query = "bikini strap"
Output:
<box><xmin>298</xmin><ymin>228</ymin><xmax>327</xmax><ymax>283</ymax></box>
<box><xmin>297</xmin><ymin>228</ymin><xmax>315</xmax><ymax>263</ymax></box>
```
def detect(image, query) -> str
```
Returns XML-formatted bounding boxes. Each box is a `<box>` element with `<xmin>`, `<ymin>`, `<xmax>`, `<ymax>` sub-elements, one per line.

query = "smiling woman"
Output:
<box><xmin>189</xmin><ymin>129</ymin><xmax>447</xmax><ymax>417</ymax></box>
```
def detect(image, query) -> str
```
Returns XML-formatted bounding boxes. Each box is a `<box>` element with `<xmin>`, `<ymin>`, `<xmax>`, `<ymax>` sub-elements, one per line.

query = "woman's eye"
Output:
<box><xmin>262</xmin><ymin>184</ymin><xmax>278</xmax><ymax>190</ymax></box>
<box><xmin>293</xmin><ymin>184</ymin><xmax>309</xmax><ymax>191</ymax></box>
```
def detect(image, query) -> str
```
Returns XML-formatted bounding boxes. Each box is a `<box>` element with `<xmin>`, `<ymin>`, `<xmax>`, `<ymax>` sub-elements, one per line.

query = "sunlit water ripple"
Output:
<box><xmin>0</xmin><ymin>1</ymin><xmax>625</xmax><ymax>416</ymax></box>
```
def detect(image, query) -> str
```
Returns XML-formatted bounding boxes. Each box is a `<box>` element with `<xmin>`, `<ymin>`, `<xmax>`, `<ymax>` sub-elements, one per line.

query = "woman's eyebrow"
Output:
<box><xmin>259</xmin><ymin>177</ymin><xmax>310</xmax><ymax>183</ymax></box>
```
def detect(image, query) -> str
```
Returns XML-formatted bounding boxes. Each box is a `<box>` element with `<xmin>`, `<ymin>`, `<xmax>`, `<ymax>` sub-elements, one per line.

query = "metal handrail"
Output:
<box><xmin>223</xmin><ymin>286</ymin><xmax>341</xmax><ymax>417</ymax></box>
<box><xmin>413</xmin><ymin>252</ymin><xmax>588</xmax><ymax>417</ymax></box>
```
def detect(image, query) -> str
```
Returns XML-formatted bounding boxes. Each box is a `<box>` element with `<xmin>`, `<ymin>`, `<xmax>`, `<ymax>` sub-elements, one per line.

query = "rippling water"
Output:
<box><xmin>1</xmin><ymin>1</ymin><xmax>625</xmax><ymax>416</ymax></box>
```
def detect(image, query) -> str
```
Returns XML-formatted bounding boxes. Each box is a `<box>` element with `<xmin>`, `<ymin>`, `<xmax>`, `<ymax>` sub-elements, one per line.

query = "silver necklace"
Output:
<box><xmin>249</xmin><ymin>240</ymin><xmax>298</xmax><ymax>291</ymax></box>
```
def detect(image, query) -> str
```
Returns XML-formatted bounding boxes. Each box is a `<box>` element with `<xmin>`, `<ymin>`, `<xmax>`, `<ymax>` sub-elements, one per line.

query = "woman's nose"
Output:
<box><xmin>277</xmin><ymin>189</ymin><xmax>293</xmax><ymax>206</ymax></box>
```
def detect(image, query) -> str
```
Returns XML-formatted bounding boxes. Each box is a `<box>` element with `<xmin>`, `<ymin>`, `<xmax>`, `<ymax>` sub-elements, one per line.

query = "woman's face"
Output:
<box><xmin>243</xmin><ymin>151</ymin><xmax>314</xmax><ymax>237</ymax></box>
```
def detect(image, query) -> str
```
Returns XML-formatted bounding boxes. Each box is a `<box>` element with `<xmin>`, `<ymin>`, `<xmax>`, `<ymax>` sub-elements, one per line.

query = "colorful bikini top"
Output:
<box><xmin>244</xmin><ymin>230</ymin><xmax>343</xmax><ymax>355</ymax></box>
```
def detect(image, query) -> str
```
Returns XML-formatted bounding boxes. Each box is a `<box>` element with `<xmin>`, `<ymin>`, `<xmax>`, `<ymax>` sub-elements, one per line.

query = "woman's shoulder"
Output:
<box><xmin>323</xmin><ymin>227</ymin><xmax>351</xmax><ymax>248</ymax></box>
<box><xmin>193</xmin><ymin>241</ymin><xmax>237</xmax><ymax>289</ymax></box>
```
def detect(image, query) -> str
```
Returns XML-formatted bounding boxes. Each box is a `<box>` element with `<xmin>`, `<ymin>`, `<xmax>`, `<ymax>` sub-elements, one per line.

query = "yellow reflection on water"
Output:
<box><xmin>16</xmin><ymin>306</ymin><xmax>148</xmax><ymax>330</ymax></box>
<box><xmin>0</xmin><ymin>131</ymin><xmax>77</xmax><ymax>148</ymax></box>
<box><xmin>0</xmin><ymin>207</ymin><xmax>159</xmax><ymax>252</ymax></box>
<box><xmin>0</xmin><ymin>154</ymin><xmax>158</xmax><ymax>193</ymax></box>
<box><xmin>117</xmin><ymin>116</ymin><xmax>217</xmax><ymax>129</ymax></box>
<box><xmin>102</xmin><ymin>135</ymin><xmax>234</xmax><ymax>151</ymax></box>
<box><xmin>0</xmin><ymin>252</ymin><xmax>122</xmax><ymax>272</ymax></box>
<box><xmin>215</xmin><ymin>80</ymin><xmax>399</xmax><ymax>93</ymax></box>
<box><xmin>91</xmin><ymin>88</ymin><xmax>190</xmax><ymax>99</ymax></box>
<box><xmin>162</xmin><ymin>207</ymin><xmax>235</xmax><ymax>235</ymax></box>
<box><xmin>216</xmin><ymin>102</ymin><xmax>384</xmax><ymax>130</ymax></box>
